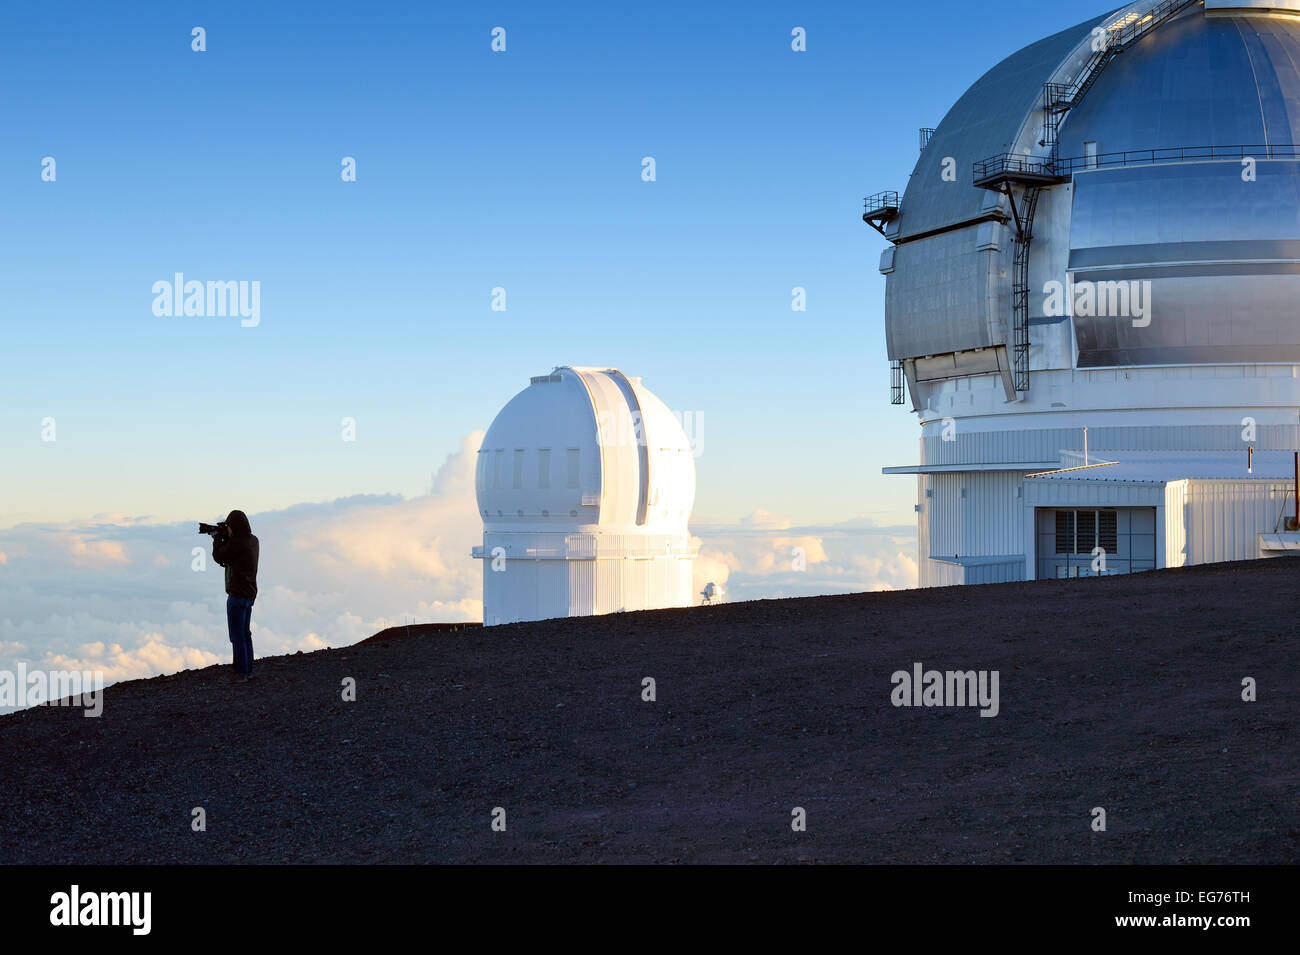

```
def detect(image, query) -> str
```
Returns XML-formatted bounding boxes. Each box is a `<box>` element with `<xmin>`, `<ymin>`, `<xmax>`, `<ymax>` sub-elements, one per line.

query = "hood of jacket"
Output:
<box><xmin>226</xmin><ymin>510</ymin><xmax>252</xmax><ymax>538</ymax></box>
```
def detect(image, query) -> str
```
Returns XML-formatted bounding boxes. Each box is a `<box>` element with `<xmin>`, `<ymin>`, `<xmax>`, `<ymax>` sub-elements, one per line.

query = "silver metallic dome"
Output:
<box><xmin>1057</xmin><ymin>13</ymin><xmax>1300</xmax><ymax>157</ymax></box>
<box><xmin>882</xmin><ymin>1</ymin><xmax>1300</xmax><ymax>375</ymax></box>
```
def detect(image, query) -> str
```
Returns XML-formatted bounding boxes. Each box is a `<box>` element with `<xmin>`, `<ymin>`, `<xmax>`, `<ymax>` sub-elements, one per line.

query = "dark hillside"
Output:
<box><xmin>1</xmin><ymin>559</ymin><xmax>1295</xmax><ymax>864</ymax></box>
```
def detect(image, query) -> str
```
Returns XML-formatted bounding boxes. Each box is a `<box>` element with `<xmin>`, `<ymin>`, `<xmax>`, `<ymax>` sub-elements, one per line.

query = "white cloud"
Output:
<box><xmin>48</xmin><ymin>638</ymin><xmax>223</xmax><ymax>682</ymax></box>
<box><xmin>692</xmin><ymin>512</ymin><xmax>918</xmax><ymax>601</ymax></box>
<box><xmin>54</xmin><ymin>533</ymin><xmax>130</xmax><ymax>567</ymax></box>
<box><xmin>739</xmin><ymin>508</ymin><xmax>793</xmax><ymax>530</ymax></box>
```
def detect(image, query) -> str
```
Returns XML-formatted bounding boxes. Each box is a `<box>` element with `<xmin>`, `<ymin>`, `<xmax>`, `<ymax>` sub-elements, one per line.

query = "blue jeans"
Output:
<box><xmin>226</xmin><ymin>596</ymin><xmax>255</xmax><ymax>677</ymax></box>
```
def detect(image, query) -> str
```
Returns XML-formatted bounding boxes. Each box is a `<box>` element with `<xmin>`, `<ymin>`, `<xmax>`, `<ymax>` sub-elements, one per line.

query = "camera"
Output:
<box><xmin>198</xmin><ymin>521</ymin><xmax>230</xmax><ymax>541</ymax></box>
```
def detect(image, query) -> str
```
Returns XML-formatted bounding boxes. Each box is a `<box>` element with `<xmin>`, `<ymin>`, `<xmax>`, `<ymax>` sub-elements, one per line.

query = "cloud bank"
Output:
<box><xmin>0</xmin><ymin>431</ymin><xmax>917</xmax><ymax>706</ymax></box>
<box><xmin>690</xmin><ymin>513</ymin><xmax>918</xmax><ymax>603</ymax></box>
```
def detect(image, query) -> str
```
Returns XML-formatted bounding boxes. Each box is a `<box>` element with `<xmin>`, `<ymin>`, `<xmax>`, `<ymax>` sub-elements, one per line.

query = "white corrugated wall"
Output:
<box><xmin>961</xmin><ymin>471</ymin><xmax>1025</xmax><ymax>556</ymax></box>
<box><xmin>965</xmin><ymin>558</ymin><xmax>1026</xmax><ymax>585</ymax></box>
<box><xmin>592</xmin><ymin>557</ymin><xmax>697</xmax><ymax>615</ymax></box>
<box><xmin>922</xmin><ymin>422</ymin><xmax>1300</xmax><ymax>467</ymax></box>
<box><xmin>1163</xmin><ymin>480</ymin><xmax>1188</xmax><ymax>568</ymax></box>
<box><xmin>1023</xmin><ymin>480</ymin><xmax>1164</xmax><ymax>508</ymax></box>
<box><xmin>921</xmin><ymin>470</ymin><xmax>1027</xmax><ymax>586</ymax></box>
<box><xmin>928</xmin><ymin>561</ymin><xmax>964</xmax><ymax>587</ymax></box>
<box><xmin>928</xmin><ymin>472</ymin><xmax>964</xmax><ymax>558</ymax></box>
<box><xmin>569</xmin><ymin>560</ymin><xmax>595</xmax><ymax>617</ymax></box>
<box><xmin>1183</xmin><ymin>480</ymin><xmax>1292</xmax><ymax>564</ymax></box>
<box><xmin>484</xmin><ymin>558</ymin><xmax>572</xmax><ymax>625</ymax></box>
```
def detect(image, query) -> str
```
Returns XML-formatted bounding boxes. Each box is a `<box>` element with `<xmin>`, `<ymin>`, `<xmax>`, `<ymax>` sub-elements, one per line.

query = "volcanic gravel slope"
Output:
<box><xmin>1</xmin><ymin>558</ymin><xmax>1297</xmax><ymax>864</ymax></box>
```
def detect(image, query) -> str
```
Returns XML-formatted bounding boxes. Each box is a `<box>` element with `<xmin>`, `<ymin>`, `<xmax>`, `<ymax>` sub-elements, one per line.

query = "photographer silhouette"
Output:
<box><xmin>207</xmin><ymin>510</ymin><xmax>260</xmax><ymax>682</ymax></box>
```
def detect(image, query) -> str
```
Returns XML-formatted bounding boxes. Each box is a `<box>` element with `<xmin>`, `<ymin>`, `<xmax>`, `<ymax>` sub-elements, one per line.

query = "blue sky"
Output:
<box><xmin>1</xmin><ymin>0</ymin><xmax>1112</xmax><ymax>529</ymax></box>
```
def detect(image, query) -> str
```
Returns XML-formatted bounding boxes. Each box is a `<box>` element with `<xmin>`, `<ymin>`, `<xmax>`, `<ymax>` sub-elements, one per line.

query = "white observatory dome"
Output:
<box><xmin>472</xmin><ymin>366</ymin><xmax>699</xmax><ymax>625</ymax></box>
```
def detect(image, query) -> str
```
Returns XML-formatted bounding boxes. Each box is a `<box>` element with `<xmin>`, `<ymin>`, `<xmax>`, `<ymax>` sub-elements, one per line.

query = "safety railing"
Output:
<box><xmin>862</xmin><ymin>190</ymin><xmax>900</xmax><ymax>219</ymax></box>
<box><xmin>975</xmin><ymin>143</ymin><xmax>1300</xmax><ymax>186</ymax></box>
<box><xmin>971</xmin><ymin>153</ymin><xmax>1061</xmax><ymax>186</ymax></box>
<box><xmin>1054</xmin><ymin>143</ymin><xmax>1300</xmax><ymax>175</ymax></box>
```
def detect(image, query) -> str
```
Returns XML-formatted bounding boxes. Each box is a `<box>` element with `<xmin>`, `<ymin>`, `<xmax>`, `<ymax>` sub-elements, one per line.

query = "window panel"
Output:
<box><xmin>1055</xmin><ymin>511</ymin><xmax>1073</xmax><ymax>554</ymax></box>
<box><xmin>1076</xmin><ymin>511</ymin><xmax>1096</xmax><ymax>553</ymax></box>
<box><xmin>1099</xmin><ymin>510</ymin><xmax>1118</xmax><ymax>553</ymax></box>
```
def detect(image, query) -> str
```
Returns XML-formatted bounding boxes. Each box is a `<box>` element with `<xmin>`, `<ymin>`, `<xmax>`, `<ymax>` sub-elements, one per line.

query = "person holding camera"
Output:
<box><xmin>208</xmin><ymin>510</ymin><xmax>260</xmax><ymax>682</ymax></box>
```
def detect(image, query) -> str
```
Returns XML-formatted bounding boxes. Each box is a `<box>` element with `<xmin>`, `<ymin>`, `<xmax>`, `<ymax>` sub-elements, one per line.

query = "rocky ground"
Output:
<box><xmin>1</xmin><ymin>559</ymin><xmax>1295</xmax><ymax>864</ymax></box>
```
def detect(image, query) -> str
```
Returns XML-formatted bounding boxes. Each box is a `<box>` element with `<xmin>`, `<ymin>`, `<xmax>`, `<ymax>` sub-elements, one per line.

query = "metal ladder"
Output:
<box><xmin>1010</xmin><ymin>186</ymin><xmax>1042</xmax><ymax>393</ymax></box>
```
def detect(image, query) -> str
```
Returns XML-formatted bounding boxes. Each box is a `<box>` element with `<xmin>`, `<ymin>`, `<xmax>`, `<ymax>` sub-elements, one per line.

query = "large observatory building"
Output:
<box><xmin>871</xmin><ymin>0</ymin><xmax>1300</xmax><ymax>585</ymax></box>
<box><xmin>472</xmin><ymin>366</ymin><xmax>698</xmax><ymax>625</ymax></box>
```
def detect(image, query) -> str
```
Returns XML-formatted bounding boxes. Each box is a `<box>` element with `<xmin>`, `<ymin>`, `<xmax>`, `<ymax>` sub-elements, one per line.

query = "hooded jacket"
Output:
<box><xmin>212</xmin><ymin>510</ymin><xmax>259</xmax><ymax>601</ymax></box>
